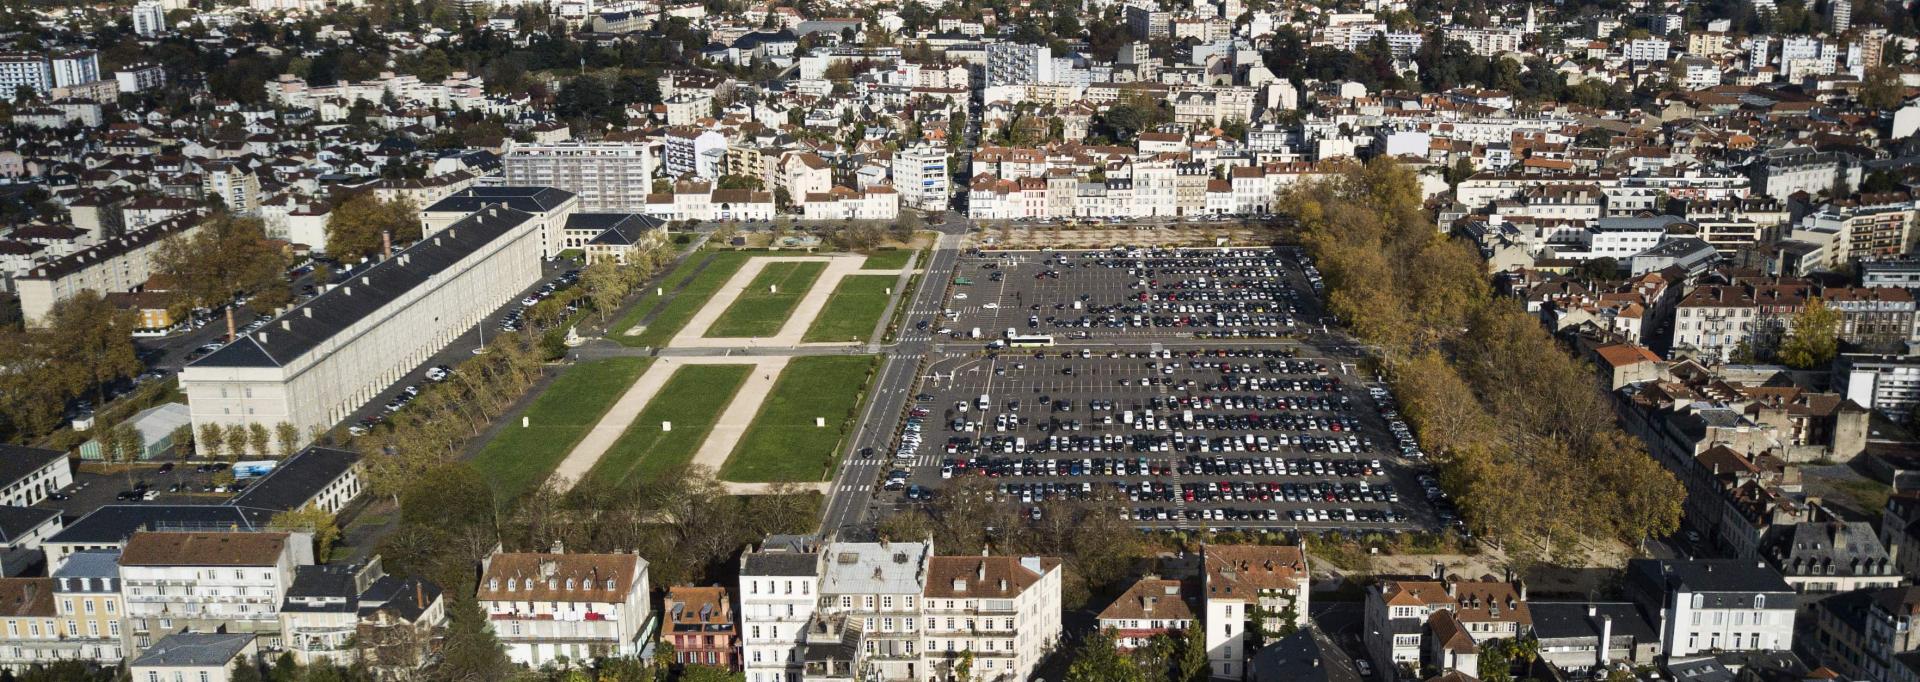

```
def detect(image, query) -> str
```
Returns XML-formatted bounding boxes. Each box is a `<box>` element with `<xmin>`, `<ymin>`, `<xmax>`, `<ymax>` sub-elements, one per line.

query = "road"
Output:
<box><xmin>819</xmin><ymin>215</ymin><xmax>969</xmax><ymax>535</ymax></box>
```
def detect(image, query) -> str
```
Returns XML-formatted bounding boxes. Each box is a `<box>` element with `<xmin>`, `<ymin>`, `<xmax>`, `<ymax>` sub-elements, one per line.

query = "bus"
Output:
<box><xmin>1007</xmin><ymin>333</ymin><xmax>1055</xmax><ymax>348</ymax></box>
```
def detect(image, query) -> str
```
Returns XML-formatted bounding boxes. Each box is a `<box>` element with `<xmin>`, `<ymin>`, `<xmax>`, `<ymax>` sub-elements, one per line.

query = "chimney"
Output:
<box><xmin>382</xmin><ymin>230</ymin><xmax>392</xmax><ymax>259</ymax></box>
<box><xmin>416</xmin><ymin>581</ymin><xmax>425</xmax><ymax>609</ymax></box>
<box><xmin>1598</xmin><ymin>615</ymin><xmax>1614</xmax><ymax>667</ymax></box>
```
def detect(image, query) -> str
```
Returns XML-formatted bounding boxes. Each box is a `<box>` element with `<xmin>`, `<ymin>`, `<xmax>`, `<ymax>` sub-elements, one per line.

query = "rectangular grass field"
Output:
<box><xmin>861</xmin><ymin>249</ymin><xmax>917</xmax><ymax>270</ymax></box>
<box><xmin>803</xmin><ymin>275</ymin><xmax>897</xmax><ymax>342</ymax></box>
<box><xmin>585</xmin><ymin>364</ymin><xmax>752</xmax><ymax>487</ymax></box>
<box><xmin>706</xmin><ymin>261</ymin><xmax>827</xmax><ymax>337</ymax></box>
<box><xmin>616</xmin><ymin>252</ymin><xmax>753</xmax><ymax>347</ymax></box>
<box><xmin>721</xmin><ymin>355</ymin><xmax>878</xmax><ymax>482</ymax></box>
<box><xmin>470</xmin><ymin>357</ymin><xmax>651</xmax><ymax>505</ymax></box>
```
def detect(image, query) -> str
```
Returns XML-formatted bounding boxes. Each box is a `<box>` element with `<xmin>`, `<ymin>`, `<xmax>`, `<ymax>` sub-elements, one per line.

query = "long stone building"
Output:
<box><xmin>179</xmin><ymin>203</ymin><xmax>550</xmax><ymax>453</ymax></box>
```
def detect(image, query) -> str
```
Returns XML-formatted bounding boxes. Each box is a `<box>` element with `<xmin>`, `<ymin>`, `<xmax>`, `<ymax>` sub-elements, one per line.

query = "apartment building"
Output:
<box><xmin>740</xmin><ymin>536</ymin><xmax>821</xmax><ymax>682</ymax></box>
<box><xmin>202</xmin><ymin>162</ymin><xmax>261</xmax><ymax>213</ymax></box>
<box><xmin>181</xmin><ymin>204</ymin><xmax>547</xmax><ymax>453</ymax></box>
<box><xmin>1203</xmin><ymin>544</ymin><xmax>1310</xmax><ymax>680</ymax></box>
<box><xmin>477</xmin><ymin>547</ymin><xmax>652</xmax><ymax>666</ymax></box>
<box><xmin>119</xmin><ymin>531</ymin><xmax>314</xmax><ymax>648</ymax></box>
<box><xmin>892</xmin><ymin>145</ymin><xmax>949</xmax><ymax>211</ymax></box>
<box><xmin>281</xmin><ymin>560</ymin><xmax>446</xmax><ymax>669</ymax></box>
<box><xmin>663</xmin><ymin>586</ymin><xmax>739</xmax><ymax>671</ymax></box>
<box><xmin>15</xmin><ymin>211</ymin><xmax>203</xmax><ymax>326</ymax></box>
<box><xmin>1825</xmin><ymin>287</ymin><xmax>1919</xmax><ymax>350</ymax></box>
<box><xmin>52</xmin><ymin>551</ymin><xmax>127</xmax><ymax>664</ymax></box>
<box><xmin>739</xmin><ymin>537</ymin><xmax>1062</xmax><ymax>682</ymax></box>
<box><xmin>0</xmin><ymin>54</ymin><xmax>53</xmax><ymax>95</ymax></box>
<box><xmin>504</xmin><ymin>142</ymin><xmax>657</xmax><ymax>212</ymax></box>
<box><xmin>0</xmin><ymin>578</ymin><xmax>82</xmax><ymax>672</ymax></box>
<box><xmin>1098</xmin><ymin>578</ymin><xmax>1194</xmax><ymax>651</ymax></box>
<box><xmin>801</xmin><ymin>186</ymin><xmax>900</xmax><ymax>221</ymax></box>
<box><xmin>664</xmin><ymin>127</ymin><xmax>727</xmax><ymax>179</ymax></box>
<box><xmin>1809</xmin><ymin>586</ymin><xmax>1920</xmax><ymax>682</ymax></box>
<box><xmin>50</xmin><ymin>51</ymin><xmax>99</xmax><ymax>88</ymax></box>
<box><xmin>1626</xmin><ymin>558</ymin><xmax>1797</xmax><ymax>658</ymax></box>
<box><xmin>1364</xmin><ymin>571</ymin><xmax>1533</xmax><ymax>681</ymax></box>
<box><xmin>918</xmin><ymin>555</ymin><xmax>1062</xmax><ymax>682</ymax></box>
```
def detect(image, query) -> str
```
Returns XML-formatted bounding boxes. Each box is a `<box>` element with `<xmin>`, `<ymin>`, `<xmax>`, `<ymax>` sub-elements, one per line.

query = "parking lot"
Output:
<box><xmin>870</xmin><ymin>247</ymin><xmax>1458</xmax><ymax>535</ymax></box>
<box><xmin>929</xmin><ymin>248</ymin><xmax>1321</xmax><ymax>343</ymax></box>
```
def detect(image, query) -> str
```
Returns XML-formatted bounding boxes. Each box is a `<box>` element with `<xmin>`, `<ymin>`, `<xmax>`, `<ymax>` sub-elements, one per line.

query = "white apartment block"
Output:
<box><xmin>664</xmin><ymin>127</ymin><xmax>727</xmax><ymax>179</ymax></box>
<box><xmin>132</xmin><ymin>1</ymin><xmax>166</xmax><ymax>36</ymax></box>
<box><xmin>1444</xmin><ymin>26</ymin><xmax>1523</xmax><ymax>56</ymax></box>
<box><xmin>740</xmin><ymin>537</ymin><xmax>823</xmax><ymax>682</ymax></box>
<box><xmin>0</xmin><ymin>54</ymin><xmax>53</xmax><ymax>95</ymax></box>
<box><xmin>119</xmin><ymin>531</ymin><xmax>314</xmax><ymax>649</ymax></box>
<box><xmin>114</xmin><ymin>63</ymin><xmax>167</xmax><ymax>93</ymax></box>
<box><xmin>1203</xmin><ymin>545</ymin><xmax>1309</xmax><ymax>680</ymax></box>
<box><xmin>1624</xmin><ymin>38</ymin><xmax>1673</xmax><ymax>63</ymax></box>
<box><xmin>180</xmin><ymin>202</ymin><xmax>551</xmax><ymax>454</ymax></box>
<box><xmin>51</xmin><ymin>51</ymin><xmax>99</xmax><ymax>89</ymax></box>
<box><xmin>505</xmin><ymin>142</ymin><xmax>658</xmax><ymax>212</ymax></box>
<box><xmin>986</xmin><ymin>43</ymin><xmax>1053</xmax><ymax>87</ymax></box>
<box><xmin>477</xmin><ymin>548</ymin><xmax>651</xmax><ymax>666</ymax></box>
<box><xmin>892</xmin><ymin>145</ymin><xmax>949</xmax><ymax>211</ymax></box>
<box><xmin>1628</xmin><ymin>559</ymin><xmax>1797</xmax><ymax>658</ymax></box>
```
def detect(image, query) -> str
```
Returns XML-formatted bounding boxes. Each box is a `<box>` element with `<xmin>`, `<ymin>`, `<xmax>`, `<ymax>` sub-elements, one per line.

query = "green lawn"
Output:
<box><xmin>861</xmin><ymin>249</ymin><xmax>917</xmax><ymax>270</ymax></box>
<box><xmin>612</xmin><ymin>252</ymin><xmax>753</xmax><ymax>347</ymax></box>
<box><xmin>470</xmin><ymin>357</ymin><xmax>651</xmax><ymax>506</ymax></box>
<box><xmin>803</xmin><ymin>275</ymin><xmax>897</xmax><ymax>342</ymax></box>
<box><xmin>585</xmin><ymin>364</ymin><xmax>752</xmax><ymax>487</ymax></box>
<box><xmin>706</xmin><ymin>261</ymin><xmax>827</xmax><ymax>338</ymax></box>
<box><xmin>722</xmin><ymin>355</ymin><xmax>878</xmax><ymax>482</ymax></box>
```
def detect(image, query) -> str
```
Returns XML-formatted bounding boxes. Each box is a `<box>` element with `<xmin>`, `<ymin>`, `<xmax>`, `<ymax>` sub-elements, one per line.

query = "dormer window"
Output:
<box><xmin>566</xmin><ymin>579</ymin><xmax>575</xmax><ymax>590</ymax></box>
<box><xmin>1754</xmin><ymin>594</ymin><xmax>1765</xmax><ymax>609</ymax></box>
<box><xmin>491</xmin><ymin>579</ymin><xmax>500</xmax><ymax>591</ymax></box>
<box><xmin>524</xmin><ymin>578</ymin><xmax>533</xmax><ymax>590</ymax></box>
<box><xmin>606</xmin><ymin>579</ymin><xmax>616</xmax><ymax>590</ymax></box>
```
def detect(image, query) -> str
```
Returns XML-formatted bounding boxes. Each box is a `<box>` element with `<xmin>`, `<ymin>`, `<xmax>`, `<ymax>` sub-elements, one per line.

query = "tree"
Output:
<box><xmin>198</xmin><ymin>423</ymin><xmax>224</xmax><ymax>459</ymax></box>
<box><xmin>112</xmin><ymin>423</ymin><xmax>146</xmax><ymax>487</ymax></box>
<box><xmin>230</xmin><ymin>657</ymin><xmax>265</xmax><ymax>682</ymax></box>
<box><xmin>274</xmin><ymin>422</ymin><xmax>300</xmax><ymax>456</ymax></box>
<box><xmin>1176</xmin><ymin>618</ymin><xmax>1210</xmax><ymax>682</ymax></box>
<box><xmin>1065</xmin><ymin>628</ymin><xmax>1147</xmax><ymax>682</ymax></box>
<box><xmin>1861</xmin><ymin>66</ymin><xmax>1907</xmax><ymax>110</ymax></box>
<box><xmin>171</xmin><ymin>424</ymin><xmax>194</xmax><ymax>457</ymax></box>
<box><xmin>324</xmin><ymin>193</ymin><xmax>419</xmax><ymax>263</ymax></box>
<box><xmin>152</xmin><ymin>212</ymin><xmax>290</xmax><ymax>340</ymax></box>
<box><xmin>437</xmin><ymin>597</ymin><xmax>512</xmax><ymax>682</ymax></box>
<box><xmin>581</xmin><ymin>258</ymin><xmax>629</xmax><ymax>322</ymax></box>
<box><xmin>44</xmin><ymin>290</ymin><xmax>143</xmax><ymax>405</ymax></box>
<box><xmin>1478</xmin><ymin>639</ymin><xmax>1514</xmax><ymax>682</ymax></box>
<box><xmin>268</xmin><ymin>504</ymin><xmax>341</xmax><ymax>559</ymax></box>
<box><xmin>224</xmin><ymin>427</ymin><xmax>250</xmax><ymax>461</ymax></box>
<box><xmin>247</xmin><ymin>422</ymin><xmax>271</xmax><ymax>456</ymax></box>
<box><xmin>1778</xmin><ymin>298</ymin><xmax>1841</xmax><ymax>369</ymax></box>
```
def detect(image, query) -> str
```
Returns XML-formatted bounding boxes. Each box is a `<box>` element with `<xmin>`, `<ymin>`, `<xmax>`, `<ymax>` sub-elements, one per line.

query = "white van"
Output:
<box><xmin>978</xmin><ymin>394</ymin><xmax>991</xmax><ymax>410</ymax></box>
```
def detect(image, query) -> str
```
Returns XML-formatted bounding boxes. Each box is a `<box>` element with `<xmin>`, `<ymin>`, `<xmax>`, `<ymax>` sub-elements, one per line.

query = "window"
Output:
<box><xmin>1755</xmin><ymin>595</ymin><xmax>1766</xmax><ymax>609</ymax></box>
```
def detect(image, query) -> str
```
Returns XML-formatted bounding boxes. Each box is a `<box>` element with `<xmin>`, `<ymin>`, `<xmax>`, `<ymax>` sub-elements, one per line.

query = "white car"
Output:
<box><xmin>982</xmin><ymin>302</ymin><xmax>999</xmax><ymax>309</ymax></box>
<box><xmin>954</xmin><ymin>293</ymin><xmax>969</xmax><ymax>300</ymax></box>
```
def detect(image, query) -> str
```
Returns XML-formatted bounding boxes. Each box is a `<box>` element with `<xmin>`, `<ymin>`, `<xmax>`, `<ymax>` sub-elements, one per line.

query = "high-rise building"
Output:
<box><xmin>891</xmin><ymin>144</ymin><xmax>949</xmax><ymax>211</ymax></box>
<box><xmin>986</xmin><ymin>43</ymin><xmax>1053</xmax><ymax>87</ymax></box>
<box><xmin>131</xmin><ymin>1</ymin><xmax>167</xmax><ymax>37</ymax></box>
<box><xmin>51</xmin><ymin>50</ymin><xmax>99</xmax><ymax>88</ymax></box>
<box><xmin>0</xmin><ymin>53</ymin><xmax>53</xmax><ymax>96</ymax></box>
<box><xmin>1831</xmin><ymin>0</ymin><xmax>1853</xmax><ymax>32</ymax></box>
<box><xmin>504</xmin><ymin>142</ymin><xmax>658</xmax><ymax>211</ymax></box>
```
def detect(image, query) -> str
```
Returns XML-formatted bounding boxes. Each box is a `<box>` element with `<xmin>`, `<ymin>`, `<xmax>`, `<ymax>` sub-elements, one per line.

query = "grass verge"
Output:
<box><xmin>862</xmin><ymin>249</ymin><xmax>916</xmax><ymax>270</ymax></box>
<box><xmin>585</xmin><ymin>364</ymin><xmax>752</xmax><ymax>486</ymax></box>
<box><xmin>803</xmin><ymin>275</ymin><xmax>897</xmax><ymax>342</ymax></box>
<box><xmin>706</xmin><ymin>261</ymin><xmax>826</xmax><ymax>337</ymax></box>
<box><xmin>470</xmin><ymin>357</ymin><xmax>651</xmax><ymax>505</ymax></box>
<box><xmin>721</xmin><ymin>355</ymin><xmax>878</xmax><ymax>482</ymax></box>
<box><xmin>614</xmin><ymin>252</ymin><xmax>753</xmax><ymax>347</ymax></box>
